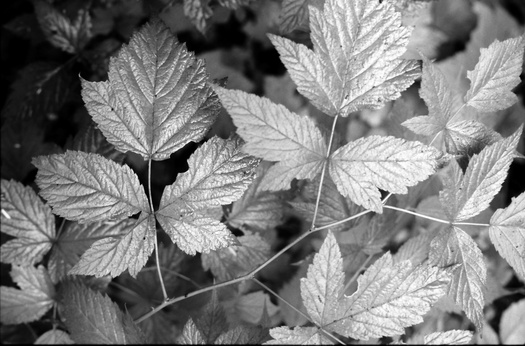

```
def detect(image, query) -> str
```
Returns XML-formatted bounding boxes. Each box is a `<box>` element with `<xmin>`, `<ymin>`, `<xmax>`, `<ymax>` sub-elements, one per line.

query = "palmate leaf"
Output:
<box><xmin>429</xmin><ymin>226</ymin><xmax>486</xmax><ymax>331</ymax></box>
<box><xmin>489</xmin><ymin>192</ymin><xmax>525</xmax><ymax>281</ymax></box>
<box><xmin>81</xmin><ymin>18</ymin><xmax>219</xmax><ymax>160</ymax></box>
<box><xmin>0</xmin><ymin>180</ymin><xmax>55</xmax><ymax>265</ymax></box>
<box><xmin>465</xmin><ymin>34</ymin><xmax>525</xmax><ymax>112</ymax></box>
<box><xmin>0</xmin><ymin>265</ymin><xmax>55</xmax><ymax>325</ymax></box>
<box><xmin>33</xmin><ymin>150</ymin><xmax>148</xmax><ymax>223</ymax></box>
<box><xmin>48</xmin><ymin>220</ymin><xmax>131</xmax><ymax>283</ymax></box>
<box><xmin>213</xmin><ymin>86</ymin><xmax>327</xmax><ymax>191</ymax></box>
<box><xmin>329</xmin><ymin>135</ymin><xmax>443</xmax><ymax>212</ymax></box>
<box><xmin>439</xmin><ymin>126</ymin><xmax>522</xmax><ymax>222</ymax></box>
<box><xmin>269</xmin><ymin>0</ymin><xmax>420</xmax><ymax>117</ymax></box>
<box><xmin>69</xmin><ymin>215</ymin><xmax>155</xmax><ymax>278</ymax></box>
<box><xmin>156</xmin><ymin>136</ymin><xmax>258</xmax><ymax>255</ymax></box>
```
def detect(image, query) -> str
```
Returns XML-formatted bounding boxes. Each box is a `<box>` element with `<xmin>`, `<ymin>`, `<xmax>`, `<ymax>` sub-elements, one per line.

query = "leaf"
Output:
<box><xmin>406</xmin><ymin>330</ymin><xmax>473</xmax><ymax>345</ymax></box>
<box><xmin>439</xmin><ymin>126</ymin><xmax>522</xmax><ymax>221</ymax></box>
<box><xmin>465</xmin><ymin>35</ymin><xmax>525</xmax><ymax>112</ymax></box>
<box><xmin>69</xmin><ymin>215</ymin><xmax>155</xmax><ymax>278</ymax></box>
<box><xmin>227</xmin><ymin>161</ymin><xmax>286</xmax><ymax>232</ymax></box>
<box><xmin>213</xmin><ymin>86</ymin><xmax>327</xmax><ymax>191</ymax></box>
<box><xmin>265</xmin><ymin>326</ymin><xmax>333</xmax><ymax>345</ymax></box>
<box><xmin>48</xmin><ymin>220</ymin><xmax>131</xmax><ymax>283</ymax></box>
<box><xmin>301</xmin><ymin>231</ymin><xmax>344</xmax><ymax>326</ymax></box>
<box><xmin>60</xmin><ymin>280</ymin><xmax>145</xmax><ymax>344</ymax></box>
<box><xmin>329</xmin><ymin>135</ymin><xmax>443</xmax><ymax>212</ymax></box>
<box><xmin>224</xmin><ymin>291</ymin><xmax>279</xmax><ymax>325</ymax></box>
<box><xmin>33</xmin><ymin>0</ymin><xmax>92</xmax><ymax>54</ymax></box>
<box><xmin>278</xmin><ymin>262</ymin><xmax>309</xmax><ymax>327</ymax></box>
<box><xmin>34</xmin><ymin>330</ymin><xmax>74</xmax><ymax>344</ymax></box>
<box><xmin>214</xmin><ymin>325</ymin><xmax>270</xmax><ymax>344</ymax></box>
<box><xmin>178</xmin><ymin>318</ymin><xmax>206</xmax><ymax>345</ymax></box>
<box><xmin>329</xmin><ymin>252</ymin><xmax>449</xmax><ymax>340</ymax></box>
<box><xmin>269</xmin><ymin>0</ymin><xmax>420</xmax><ymax>117</ymax></box>
<box><xmin>69</xmin><ymin>123</ymin><xmax>126</xmax><ymax>164</ymax></box>
<box><xmin>279</xmin><ymin>0</ymin><xmax>324</xmax><ymax>34</ymax></box>
<box><xmin>202</xmin><ymin>231</ymin><xmax>270</xmax><ymax>282</ymax></box>
<box><xmin>81</xmin><ymin>18</ymin><xmax>219</xmax><ymax>160</ymax></box>
<box><xmin>0</xmin><ymin>179</ymin><xmax>55</xmax><ymax>265</ymax></box>
<box><xmin>183</xmin><ymin>0</ymin><xmax>213</xmax><ymax>34</ymax></box>
<box><xmin>499</xmin><ymin>299</ymin><xmax>525</xmax><ymax>344</ymax></box>
<box><xmin>489</xmin><ymin>192</ymin><xmax>525</xmax><ymax>281</ymax></box>
<box><xmin>195</xmin><ymin>291</ymin><xmax>229</xmax><ymax>344</ymax></box>
<box><xmin>429</xmin><ymin>226</ymin><xmax>486</xmax><ymax>331</ymax></box>
<box><xmin>0</xmin><ymin>265</ymin><xmax>55</xmax><ymax>324</ymax></box>
<box><xmin>157</xmin><ymin>136</ymin><xmax>259</xmax><ymax>255</ymax></box>
<box><xmin>33</xmin><ymin>150</ymin><xmax>149</xmax><ymax>223</ymax></box>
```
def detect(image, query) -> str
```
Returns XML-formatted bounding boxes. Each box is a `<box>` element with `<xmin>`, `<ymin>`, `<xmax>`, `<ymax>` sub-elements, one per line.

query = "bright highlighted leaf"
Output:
<box><xmin>33</xmin><ymin>150</ymin><xmax>148</xmax><ymax>223</ymax></box>
<box><xmin>35</xmin><ymin>330</ymin><xmax>74</xmax><ymax>344</ymax></box>
<box><xmin>330</xmin><ymin>253</ymin><xmax>449</xmax><ymax>340</ymax></box>
<box><xmin>48</xmin><ymin>220</ymin><xmax>131</xmax><ymax>283</ymax></box>
<box><xmin>489</xmin><ymin>192</ymin><xmax>525</xmax><ymax>281</ymax></box>
<box><xmin>157</xmin><ymin>136</ymin><xmax>258</xmax><ymax>255</ymax></box>
<box><xmin>465</xmin><ymin>35</ymin><xmax>525</xmax><ymax>112</ymax></box>
<box><xmin>178</xmin><ymin>318</ymin><xmax>206</xmax><ymax>345</ymax></box>
<box><xmin>81</xmin><ymin>18</ymin><xmax>219</xmax><ymax>160</ymax></box>
<box><xmin>213</xmin><ymin>86</ymin><xmax>327</xmax><ymax>191</ymax></box>
<box><xmin>0</xmin><ymin>265</ymin><xmax>55</xmax><ymax>324</ymax></box>
<box><xmin>0</xmin><ymin>179</ymin><xmax>55</xmax><ymax>265</ymax></box>
<box><xmin>429</xmin><ymin>226</ymin><xmax>486</xmax><ymax>331</ymax></box>
<box><xmin>407</xmin><ymin>330</ymin><xmax>473</xmax><ymax>345</ymax></box>
<box><xmin>61</xmin><ymin>280</ymin><xmax>145</xmax><ymax>344</ymax></box>
<box><xmin>329</xmin><ymin>135</ymin><xmax>443</xmax><ymax>212</ymax></box>
<box><xmin>265</xmin><ymin>326</ymin><xmax>332</xmax><ymax>345</ymax></box>
<box><xmin>269</xmin><ymin>0</ymin><xmax>420</xmax><ymax>117</ymax></box>
<box><xmin>439</xmin><ymin>126</ymin><xmax>522</xmax><ymax>222</ymax></box>
<box><xmin>301</xmin><ymin>231</ymin><xmax>344</xmax><ymax>326</ymax></box>
<box><xmin>70</xmin><ymin>215</ymin><xmax>155</xmax><ymax>278</ymax></box>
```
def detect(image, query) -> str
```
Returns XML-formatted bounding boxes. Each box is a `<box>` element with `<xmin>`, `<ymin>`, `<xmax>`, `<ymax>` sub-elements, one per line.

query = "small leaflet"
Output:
<box><xmin>429</xmin><ymin>226</ymin><xmax>486</xmax><ymax>331</ymax></box>
<box><xmin>0</xmin><ymin>265</ymin><xmax>55</xmax><ymax>325</ymax></box>
<box><xmin>81</xmin><ymin>18</ymin><xmax>219</xmax><ymax>160</ymax></box>
<box><xmin>201</xmin><ymin>231</ymin><xmax>270</xmax><ymax>282</ymax></box>
<box><xmin>156</xmin><ymin>136</ymin><xmax>258</xmax><ymax>255</ymax></box>
<box><xmin>70</xmin><ymin>215</ymin><xmax>155</xmax><ymax>278</ymax></box>
<box><xmin>265</xmin><ymin>326</ymin><xmax>332</xmax><ymax>345</ymax></box>
<box><xmin>465</xmin><ymin>35</ymin><xmax>525</xmax><ymax>112</ymax></box>
<box><xmin>48</xmin><ymin>220</ymin><xmax>131</xmax><ymax>283</ymax></box>
<box><xmin>0</xmin><ymin>180</ymin><xmax>55</xmax><ymax>265</ymax></box>
<box><xmin>499</xmin><ymin>299</ymin><xmax>525</xmax><ymax>344</ymax></box>
<box><xmin>440</xmin><ymin>126</ymin><xmax>522</xmax><ymax>222</ymax></box>
<box><xmin>269</xmin><ymin>0</ymin><xmax>420</xmax><ymax>117</ymax></box>
<box><xmin>34</xmin><ymin>330</ymin><xmax>74</xmax><ymax>344</ymax></box>
<box><xmin>329</xmin><ymin>135</ymin><xmax>443</xmax><ymax>212</ymax></box>
<box><xmin>227</xmin><ymin>162</ymin><xmax>286</xmax><ymax>232</ymax></box>
<box><xmin>61</xmin><ymin>280</ymin><xmax>145</xmax><ymax>344</ymax></box>
<box><xmin>33</xmin><ymin>0</ymin><xmax>92</xmax><ymax>54</ymax></box>
<box><xmin>195</xmin><ymin>291</ymin><xmax>229</xmax><ymax>344</ymax></box>
<box><xmin>33</xmin><ymin>150</ymin><xmax>149</xmax><ymax>223</ymax></box>
<box><xmin>489</xmin><ymin>192</ymin><xmax>525</xmax><ymax>281</ymax></box>
<box><xmin>279</xmin><ymin>0</ymin><xmax>324</xmax><ymax>34</ymax></box>
<box><xmin>330</xmin><ymin>253</ymin><xmax>449</xmax><ymax>340</ymax></box>
<box><xmin>213</xmin><ymin>86</ymin><xmax>327</xmax><ymax>191</ymax></box>
<box><xmin>178</xmin><ymin>318</ymin><xmax>206</xmax><ymax>345</ymax></box>
<box><xmin>301</xmin><ymin>231</ymin><xmax>344</xmax><ymax>326</ymax></box>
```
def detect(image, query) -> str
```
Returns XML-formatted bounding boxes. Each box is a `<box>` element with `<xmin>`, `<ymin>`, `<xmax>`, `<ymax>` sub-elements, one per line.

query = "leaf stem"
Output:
<box><xmin>311</xmin><ymin>114</ymin><xmax>339</xmax><ymax>229</ymax></box>
<box><xmin>453</xmin><ymin>222</ymin><xmax>490</xmax><ymax>227</ymax></box>
<box><xmin>383</xmin><ymin>205</ymin><xmax>450</xmax><ymax>225</ymax></box>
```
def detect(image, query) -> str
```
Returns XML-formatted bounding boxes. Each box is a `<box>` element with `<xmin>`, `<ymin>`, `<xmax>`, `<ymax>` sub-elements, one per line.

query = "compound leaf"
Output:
<box><xmin>33</xmin><ymin>150</ymin><xmax>148</xmax><ymax>223</ymax></box>
<box><xmin>489</xmin><ymin>192</ymin><xmax>525</xmax><ymax>281</ymax></box>
<box><xmin>269</xmin><ymin>0</ymin><xmax>420</xmax><ymax>117</ymax></box>
<box><xmin>429</xmin><ymin>226</ymin><xmax>486</xmax><ymax>331</ymax></box>
<box><xmin>465</xmin><ymin>34</ymin><xmax>525</xmax><ymax>112</ymax></box>
<box><xmin>61</xmin><ymin>280</ymin><xmax>145</xmax><ymax>344</ymax></box>
<box><xmin>0</xmin><ymin>179</ymin><xmax>55</xmax><ymax>265</ymax></box>
<box><xmin>157</xmin><ymin>136</ymin><xmax>258</xmax><ymax>255</ymax></box>
<box><xmin>69</xmin><ymin>215</ymin><xmax>155</xmax><ymax>278</ymax></box>
<box><xmin>441</xmin><ymin>126</ymin><xmax>522</xmax><ymax>221</ymax></box>
<box><xmin>0</xmin><ymin>265</ymin><xmax>55</xmax><ymax>324</ymax></box>
<box><xmin>329</xmin><ymin>135</ymin><xmax>443</xmax><ymax>212</ymax></box>
<box><xmin>81</xmin><ymin>18</ymin><xmax>219</xmax><ymax>160</ymax></box>
<box><xmin>301</xmin><ymin>231</ymin><xmax>343</xmax><ymax>326</ymax></box>
<box><xmin>48</xmin><ymin>220</ymin><xmax>131</xmax><ymax>283</ymax></box>
<box><xmin>265</xmin><ymin>326</ymin><xmax>332</xmax><ymax>345</ymax></box>
<box><xmin>330</xmin><ymin>252</ymin><xmax>449</xmax><ymax>340</ymax></box>
<box><xmin>201</xmin><ymin>231</ymin><xmax>270</xmax><ymax>282</ymax></box>
<box><xmin>213</xmin><ymin>86</ymin><xmax>327</xmax><ymax>191</ymax></box>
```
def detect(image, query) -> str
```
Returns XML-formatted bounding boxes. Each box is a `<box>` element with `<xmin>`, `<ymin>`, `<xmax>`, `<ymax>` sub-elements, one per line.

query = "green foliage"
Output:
<box><xmin>1</xmin><ymin>0</ymin><xmax>524</xmax><ymax>344</ymax></box>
